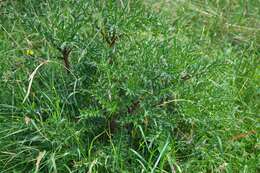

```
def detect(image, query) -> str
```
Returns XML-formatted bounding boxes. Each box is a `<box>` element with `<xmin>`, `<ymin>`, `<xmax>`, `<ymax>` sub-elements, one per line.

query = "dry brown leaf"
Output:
<box><xmin>35</xmin><ymin>151</ymin><xmax>46</xmax><ymax>173</ymax></box>
<box><xmin>24</xmin><ymin>116</ymin><xmax>31</xmax><ymax>125</ymax></box>
<box><xmin>218</xmin><ymin>162</ymin><xmax>228</xmax><ymax>172</ymax></box>
<box><xmin>231</xmin><ymin>130</ymin><xmax>256</xmax><ymax>141</ymax></box>
<box><xmin>23</xmin><ymin>60</ymin><xmax>49</xmax><ymax>103</ymax></box>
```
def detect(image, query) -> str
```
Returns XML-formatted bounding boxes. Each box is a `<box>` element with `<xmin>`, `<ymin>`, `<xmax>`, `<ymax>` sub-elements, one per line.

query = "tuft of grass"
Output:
<box><xmin>0</xmin><ymin>0</ymin><xmax>259</xmax><ymax>172</ymax></box>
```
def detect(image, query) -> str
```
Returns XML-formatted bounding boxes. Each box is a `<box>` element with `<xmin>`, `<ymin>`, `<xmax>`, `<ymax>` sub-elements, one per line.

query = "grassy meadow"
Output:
<box><xmin>0</xmin><ymin>0</ymin><xmax>259</xmax><ymax>172</ymax></box>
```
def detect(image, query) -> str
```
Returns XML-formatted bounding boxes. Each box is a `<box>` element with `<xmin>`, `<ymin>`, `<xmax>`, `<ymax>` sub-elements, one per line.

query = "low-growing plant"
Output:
<box><xmin>0</xmin><ymin>0</ymin><xmax>259</xmax><ymax>172</ymax></box>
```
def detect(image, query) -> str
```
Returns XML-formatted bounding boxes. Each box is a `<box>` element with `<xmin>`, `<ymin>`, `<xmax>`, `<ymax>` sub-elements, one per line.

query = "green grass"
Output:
<box><xmin>0</xmin><ymin>0</ymin><xmax>259</xmax><ymax>172</ymax></box>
